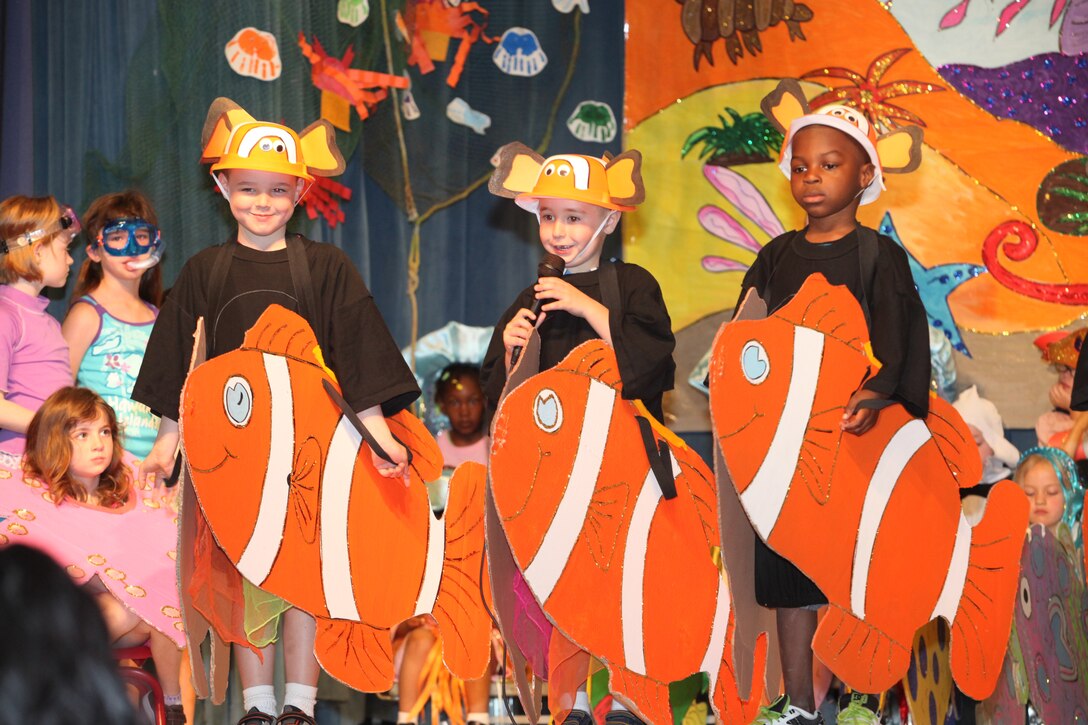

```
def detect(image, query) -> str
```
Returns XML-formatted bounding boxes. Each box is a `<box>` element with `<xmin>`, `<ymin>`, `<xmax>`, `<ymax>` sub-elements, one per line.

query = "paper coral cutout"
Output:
<box><xmin>402</xmin><ymin>0</ymin><xmax>496</xmax><ymax>88</ymax></box>
<box><xmin>180</xmin><ymin>305</ymin><xmax>492</xmax><ymax>689</ymax></box>
<box><xmin>299</xmin><ymin>176</ymin><xmax>353</xmax><ymax>228</ymax></box>
<box><xmin>710</xmin><ymin>273</ymin><xmax>1028</xmax><ymax>698</ymax></box>
<box><xmin>225</xmin><ymin>27</ymin><xmax>282</xmax><ymax>81</ymax></box>
<box><xmin>489</xmin><ymin>340</ymin><xmax>766</xmax><ymax>725</ymax></box>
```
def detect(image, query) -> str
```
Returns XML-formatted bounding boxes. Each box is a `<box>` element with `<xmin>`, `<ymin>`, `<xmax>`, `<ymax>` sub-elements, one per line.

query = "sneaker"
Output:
<box><xmin>603</xmin><ymin>712</ymin><xmax>645</xmax><ymax>725</ymax></box>
<box><xmin>562</xmin><ymin>710</ymin><xmax>594</xmax><ymax>725</ymax></box>
<box><xmin>275</xmin><ymin>705</ymin><xmax>317</xmax><ymax>725</ymax></box>
<box><xmin>837</xmin><ymin>692</ymin><xmax>882</xmax><ymax>725</ymax></box>
<box><xmin>165</xmin><ymin>704</ymin><xmax>187</xmax><ymax>725</ymax></box>
<box><xmin>237</xmin><ymin>708</ymin><xmax>275</xmax><ymax>725</ymax></box>
<box><xmin>752</xmin><ymin>694</ymin><xmax>824</xmax><ymax>724</ymax></box>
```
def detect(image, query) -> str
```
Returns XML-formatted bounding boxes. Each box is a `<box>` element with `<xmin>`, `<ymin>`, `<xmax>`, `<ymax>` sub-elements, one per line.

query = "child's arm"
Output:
<box><xmin>841</xmin><ymin>389</ymin><xmax>888</xmax><ymax>435</ymax></box>
<box><xmin>1063</xmin><ymin>410</ymin><xmax>1088</xmax><ymax>459</ymax></box>
<box><xmin>501</xmin><ymin>307</ymin><xmax>543</xmax><ymax>372</ymax></box>
<box><xmin>61</xmin><ymin>301</ymin><xmax>100</xmax><ymax>383</ymax></box>
<box><xmin>139</xmin><ymin>417</ymin><xmax>179</xmax><ymax>484</ymax></box>
<box><xmin>0</xmin><ymin>395</ymin><xmax>35</xmax><ymax>435</ymax></box>
<box><xmin>534</xmin><ymin>277</ymin><xmax>613</xmax><ymax>345</ymax></box>
<box><xmin>358</xmin><ymin>405</ymin><xmax>410</xmax><ymax>481</ymax></box>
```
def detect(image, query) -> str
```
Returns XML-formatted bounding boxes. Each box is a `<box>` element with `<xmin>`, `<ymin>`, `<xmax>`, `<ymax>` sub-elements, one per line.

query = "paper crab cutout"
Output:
<box><xmin>180</xmin><ymin>305</ymin><xmax>492</xmax><ymax>690</ymax></box>
<box><xmin>298</xmin><ymin>34</ymin><xmax>409</xmax><ymax>130</ymax></box>
<box><xmin>710</xmin><ymin>274</ymin><xmax>1028</xmax><ymax>698</ymax></box>
<box><xmin>224</xmin><ymin>27</ymin><xmax>282</xmax><ymax>81</ymax></box>
<box><xmin>401</xmin><ymin>0</ymin><xmax>496</xmax><ymax>88</ymax></box>
<box><xmin>299</xmin><ymin>176</ymin><xmax>353</xmax><ymax>228</ymax></box>
<box><xmin>489</xmin><ymin>340</ymin><xmax>766</xmax><ymax>725</ymax></box>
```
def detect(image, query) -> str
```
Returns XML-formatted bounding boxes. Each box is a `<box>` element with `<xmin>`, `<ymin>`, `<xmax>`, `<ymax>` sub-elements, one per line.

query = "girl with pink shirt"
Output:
<box><xmin>0</xmin><ymin>196</ymin><xmax>76</xmax><ymax>462</ymax></box>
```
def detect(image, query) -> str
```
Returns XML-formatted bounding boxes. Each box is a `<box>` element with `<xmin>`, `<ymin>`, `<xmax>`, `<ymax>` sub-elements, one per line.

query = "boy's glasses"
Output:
<box><xmin>1049</xmin><ymin>363</ymin><xmax>1074</xmax><ymax>375</ymax></box>
<box><xmin>0</xmin><ymin>206</ymin><xmax>81</xmax><ymax>254</ymax></box>
<box><xmin>95</xmin><ymin>218</ymin><xmax>163</xmax><ymax>269</ymax></box>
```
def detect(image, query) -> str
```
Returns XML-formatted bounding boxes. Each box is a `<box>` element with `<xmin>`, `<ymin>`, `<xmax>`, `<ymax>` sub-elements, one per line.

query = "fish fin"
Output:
<box><xmin>553</xmin><ymin>340</ymin><xmax>624</xmax><ymax>391</ymax></box>
<box><xmin>711</xmin><ymin>610</ymin><xmax>768</xmax><ymax>724</ymax></box>
<box><xmin>925</xmin><ymin>396</ymin><xmax>984</xmax><ymax>489</ymax></box>
<box><xmin>387</xmin><ymin>410</ymin><xmax>443</xmax><ymax>483</ymax></box>
<box><xmin>290</xmin><ymin>436</ymin><xmax>322</xmax><ymax>545</ymax></box>
<box><xmin>313</xmin><ymin>617</ymin><xmax>395</xmax><ymax>692</ymax></box>
<box><xmin>432</xmin><ymin>461</ymin><xmax>492</xmax><ymax>680</ymax></box>
<box><xmin>812</xmin><ymin>604</ymin><xmax>912</xmax><ymax>693</ymax></box>
<box><xmin>775</xmin><ymin>274</ymin><xmax>872</xmax><ymax>355</ymax></box>
<box><xmin>949</xmin><ymin>481</ymin><xmax>1028</xmax><ymax>699</ymax></box>
<box><xmin>240</xmin><ymin>304</ymin><xmax>325</xmax><ymax>368</ymax></box>
<box><xmin>584</xmin><ymin>479</ymin><xmax>630</xmax><ymax>570</ymax></box>
<box><xmin>796</xmin><ymin>405</ymin><xmax>844</xmax><ymax>504</ymax></box>
<box><xmin>608</xmin><ymin>666</ymin><xmax>675</xmax><ymax>725</ymax></box>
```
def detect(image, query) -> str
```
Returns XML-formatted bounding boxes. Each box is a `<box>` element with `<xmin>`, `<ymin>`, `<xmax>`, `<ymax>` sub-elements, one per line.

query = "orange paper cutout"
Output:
<box><xmin>298</xmin><ymin>33</ymin><xmax>409</xmax><ymax>123</ymax></box>
<box><xmin>489</xmin><ymin>341</ymin><xmax>765</xmax><ymax>724</ymax></box>
<box><xmin>709</xmin><ymin>274</ymin><xmax>1029</xmax><ymax>699</ymax></box>
<box><xmin>224</xmin><ymin>27</ymin><xmax>282</xmax><ymax>81</ymax></box>
<box><xmin>403</xmin><ymin>0</ymin><xmax>496</xmax><ymax>88</ymax></box>
<box><xmin>180</xmin><ymin>305</ymin><xmax>492</xmax><ymax>688</ymax></box>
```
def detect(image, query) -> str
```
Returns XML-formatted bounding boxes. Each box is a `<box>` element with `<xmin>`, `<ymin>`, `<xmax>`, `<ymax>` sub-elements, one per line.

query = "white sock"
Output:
<box><xmin>397</xmin><ymin>712</ymin><xmax>418</xmax><ymax>724</ymax></box>
<box><xmin>466</xmin><ymin>712</ymin><xmax>490</xmax><ymax>724</ymax></box>
<box><xmin>282</xmin><ymin>683</ymin><xmax>318</xmax><ymax>717</ymax></box>
<box><xmin>164</xmin><ymin>694</ymin><xmax>183</xmax><ymax>707</ymax></box>
<box><xmin>610</xmin><ymin>698</ymin><xmax>629</xmax><ymax>712</ymax></box>
<box><xmin>242</xmin><ymin>685</ymin><xmax>277</xmax><ymax>715</ymax></box>
<box><xmin>574</xmin><ymin>690</ymin><xmax>591</xmax><ymax>712</ymax></box>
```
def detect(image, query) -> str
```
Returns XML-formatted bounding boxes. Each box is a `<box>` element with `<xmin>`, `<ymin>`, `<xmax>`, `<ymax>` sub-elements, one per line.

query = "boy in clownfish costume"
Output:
<box><xmin>132</xmin><ymin>98</ymin><xmax>419</xmax><ymax>725</ymax></box>
<box><xmin>736</xmin><ymin>81</ymin><xmax>930</xmax><ymax>725</ymax></box>
<box><xmin>481</xmin><ymin>143</ymin><xmax>676</xmax><ymax>725</ymax></box>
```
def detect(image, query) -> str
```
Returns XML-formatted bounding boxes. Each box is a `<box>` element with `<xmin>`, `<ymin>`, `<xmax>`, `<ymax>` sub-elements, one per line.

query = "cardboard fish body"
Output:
<box><xmin>709</xmin><ymin>274</ymin><xmax>1028</xmax><ymax>699</ymax></box>
<box><xmin>180</xmin><ymin>305</ymin><xmax>491</xmax><ymax>689</ymax></box>
<box><xmin>489</xmin><ymin>340</ymin><xmax>764</xmax><ymax>725</ymax></box>
<box><xmin>0</xmin><ymin>457</ymin><xmax>183</xmax><ymax>646</ymax></box>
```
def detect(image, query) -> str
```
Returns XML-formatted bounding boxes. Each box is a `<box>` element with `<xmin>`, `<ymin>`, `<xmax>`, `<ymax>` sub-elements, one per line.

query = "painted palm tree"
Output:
<box><xmin>802</xmin><ymin>49</ymin><xmax>945</xmax><ymax>132</ymax></box>
<box><xmin>680</xmin><ymin>107</ymin><xmax>784</xmax><ymax>166</ymax></box>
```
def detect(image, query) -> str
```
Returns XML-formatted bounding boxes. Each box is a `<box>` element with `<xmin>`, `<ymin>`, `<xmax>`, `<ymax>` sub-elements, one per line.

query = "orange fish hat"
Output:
<box><xmin>199</xmin><ymin>97</ymin><xmax>346</xmax><ymax>198</ymax></box>
<box><xmin>761</xmin><ymin>79</ymin><xmax>924</xmax><ymax>206</ymax></box>
<box><xmin>489</xmin><ymin>141</ymin><xmax>646</xmax><ymax>214</ymax></box>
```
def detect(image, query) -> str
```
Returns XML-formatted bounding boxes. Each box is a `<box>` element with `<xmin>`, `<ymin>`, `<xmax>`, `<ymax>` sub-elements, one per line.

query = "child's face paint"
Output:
<box><xmin>1019</xmin><ymin>462</ymin><xmax>1066</xmax><ymax>530</ymax></box>
<box><xmin>536</xmin><ymin>199</ymin><xmax>617</xmax><ymax>274</ymax></box>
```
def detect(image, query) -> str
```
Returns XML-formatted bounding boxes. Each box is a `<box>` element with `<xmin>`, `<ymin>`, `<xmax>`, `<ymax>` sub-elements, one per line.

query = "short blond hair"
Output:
<box><xmin>0</xmin><ymin>195</ymin><xmax>63</xmax><ymax>284</ymax></box>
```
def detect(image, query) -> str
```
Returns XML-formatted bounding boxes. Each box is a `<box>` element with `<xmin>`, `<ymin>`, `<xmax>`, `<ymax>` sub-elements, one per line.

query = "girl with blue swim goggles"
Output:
<box><xmin>95</xmin><ymin>218</ymin><xmax>163</xmax><ymax>269</ymax></box>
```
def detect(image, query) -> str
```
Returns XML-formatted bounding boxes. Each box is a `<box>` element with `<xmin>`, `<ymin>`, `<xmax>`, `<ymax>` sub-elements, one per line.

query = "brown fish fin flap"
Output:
<box><xmin>949</xmin><ymin>481</ymin><xmax>1028</xmax><ymax>700</ymax></box>
<box><xmin>584</xmin><ymin>479</ymin><xmax>630</xmax><ymax>570</ymax></box>
<box><xmin>812</xmin><ymin>604</ymin><xmax>911</xmax><ymax>694</ymax></box>
<box><xmin>313</xmin><ymin>617</ymin><xmax>396</xmax><ymax>692</ymax></box>
<box><xmin>432</xmin><ymin>461</ymin><xmax>491</xmax><ymax>680</ymax></box>
<box><xmin>240</xmin><ymin>304</ymin><xmax>324</xmax><ymax>368</ymax></box>
<box><xmin>712</xmin><ymin>612</ymin><xmax>768</xmax><ymax>724</ymax></box>
<box><xmin>387</xmin><ymin>410</ymin><xmax>443</xmax><ymax>483</ymax></box>
<box><xmin>926</xmin><ymin>396</ymin><xmax>984</xmax><ymax>488</ymax></box>
<box><xmin>554</xmin><ymin>340</ymin><xmax>623</xmax><ymax>391</ymax></box>
<box><xmin>608</xmin><ymin>666</ymin><xmax>675</xmax><ymax>725</ymax></box>
<box><xmin>775</xmin><ymin>274</ymin><xmax>871</xmax><ymax>353</ymax></box>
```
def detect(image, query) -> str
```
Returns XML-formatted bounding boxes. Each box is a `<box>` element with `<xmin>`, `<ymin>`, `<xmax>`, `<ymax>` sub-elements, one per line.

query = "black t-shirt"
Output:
<box><xmin>481</xmin><ymin>260</ymin><xmax>676</xmax><ymax>422</ymax></box>
<box><xmin>737</xmin><ymin>228</ymin><xmax>931</xmax><ymax>418</ymax></box>
<box><xmin>132</xmin><ymin>235</ymin><xmax>419</xmax><ymax>421</ymax></box>
<box><xmin>1072</xmin><ymin>340</ymin><xmax>1088</xmax><ymax>411</ymax></box>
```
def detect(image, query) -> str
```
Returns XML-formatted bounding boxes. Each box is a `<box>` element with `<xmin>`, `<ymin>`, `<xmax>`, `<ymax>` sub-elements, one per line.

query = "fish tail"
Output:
<box><xmin>712</xmin><ymin>612</ymin><xmax>767</xmax><ymax>724</ymax></box>
<box><xmin>431</xmin><ymin>461</ymin><xmax>492</xmax><ymax>681</ymax></box>
<box><xmin>949</xmin><ymin>480</ymin><xmax>1028</xmax><ymax>699</ymax></box>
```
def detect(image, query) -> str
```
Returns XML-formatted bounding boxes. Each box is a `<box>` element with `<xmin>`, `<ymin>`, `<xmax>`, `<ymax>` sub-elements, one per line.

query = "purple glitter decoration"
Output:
<box><xmin>939</xmin><ymin>53</ymin><xmax>1087</xmax><ymax>154</ymax></box>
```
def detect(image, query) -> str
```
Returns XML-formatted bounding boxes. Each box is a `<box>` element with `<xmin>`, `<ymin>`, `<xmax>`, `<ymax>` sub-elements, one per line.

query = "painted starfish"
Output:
<box><xmin>880</xmin><ymin>212</ymin><xmax>986</xmax><ymax>357</ymax></box>
<box><xmin>802</xmin><ymin>49</ymin><xmax>945</xmax><ymax>132</ymax></box>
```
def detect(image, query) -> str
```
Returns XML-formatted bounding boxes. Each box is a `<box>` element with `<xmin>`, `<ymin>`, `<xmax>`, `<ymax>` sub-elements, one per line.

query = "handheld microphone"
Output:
<box><xmin>510</xmin><ymin>253</ymin><xmax>565</xmax><ymax>367</ymax></box>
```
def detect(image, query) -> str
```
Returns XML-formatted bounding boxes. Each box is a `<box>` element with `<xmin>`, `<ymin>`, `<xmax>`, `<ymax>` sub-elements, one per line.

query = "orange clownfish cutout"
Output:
<box><xmin>709</xmin><ymin>275</ymin><xmax>1028</xmax><ymax>699</ymax></box>
<box><xmin>180</xmin><ymin>305</ymin><xmax>492</xmax><ymax>690</ymax></box>
<box><xmin>489</xmin><ymin>341</ymin><xmax>765</xmax><ymax>725</ymax></box>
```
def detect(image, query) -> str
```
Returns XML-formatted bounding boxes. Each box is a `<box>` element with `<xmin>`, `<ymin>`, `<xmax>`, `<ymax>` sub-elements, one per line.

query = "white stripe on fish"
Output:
<box><xmin>321</xmin><ymin>415</ymin><xmax>363</xmax><ymax>621</ymax></box>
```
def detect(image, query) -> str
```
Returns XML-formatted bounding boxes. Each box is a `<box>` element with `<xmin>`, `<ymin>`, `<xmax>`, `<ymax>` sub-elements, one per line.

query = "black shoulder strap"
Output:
<box><xmin>599</xmin><ymin>260</ymin><xmax>622</xmax><ymax>315</ymax></box>
<box><xmin>205</xmin><ymin>241</ymin><xmax>236</xmax><ymax>352</ymax></box>
<box><xmin>856</xmin><ymin>226</ymin><xmax>879</xmax><ymax>330</ymax></box>
<box><xmin>286</xmin><ymin>234</ymin><xmax>320</xmax><ymax>337</ymax></box>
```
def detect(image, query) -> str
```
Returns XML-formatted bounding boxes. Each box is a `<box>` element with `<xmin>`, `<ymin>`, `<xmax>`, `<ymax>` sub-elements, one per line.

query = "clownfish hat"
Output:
<box><xmin>489</xmin><ymin>142</ymin><xmax>646</xmax><ymax>213</ymax></box>
<box><xmin>761</xmin><ymin>80</ymin><xmax>924</xmax><ymax>206</ymax></box>
<box><xmin>199</xmin><ymin>97</ymin><xmax>345</xmax><ymax>191</ymax></box>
